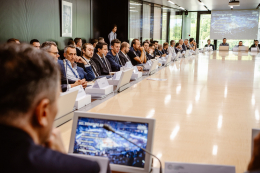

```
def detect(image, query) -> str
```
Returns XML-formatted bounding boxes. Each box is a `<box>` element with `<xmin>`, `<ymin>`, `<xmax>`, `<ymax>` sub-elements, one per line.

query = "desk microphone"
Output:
<box><xmin>63</xmin><ymin>59</ymin><xmax>69</xmax><ymax>91</ymax></box>
<box><xmin>103</xmin><ymin>124</ymin><xmax>162</xmax><ymax>173</ymax></box>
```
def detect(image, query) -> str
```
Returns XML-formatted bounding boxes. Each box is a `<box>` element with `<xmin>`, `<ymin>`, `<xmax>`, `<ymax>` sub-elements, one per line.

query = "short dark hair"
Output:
<box><xmin>175</xmin><ymin>43</ymin><xmax>180</xmax><ymax>47</ymax></box>
<box><xmin>30</xmin><ymin>39</ymin><xmax>39</xmax><ymax>45</ymax></box>
<box><xmin>98</xmin><ymin>37</ymin><xmax>104</xmax><ymax>42</ymax></box>
<box><xmin>170</xmin><ymin>40</ymin><xmax>175</xmax><ymax>45</ymax></box>
<box><xmin>0</xmin><ymin>44</ymin><xmax>59</xmax><ymax>119</ymax></box>
<box><xmin>239</xmin><ymin>41</ymin><xmax>243</xmax><ymax>43</ymax></box>
<box><xmin>7</xmin><ymin>38</ymin><xmax>17</xmax><ymax>43</ymax></box>
<box><xmin>254</xmin><ymin>40</ymin><xmax>259</xmax><ymax>42</ymax></box>
<box><xmin>149</xmin><ymin>43</ymin><xmax>154</xmax><ymax>48</ymax></box>
<box><xmin>223</xmin><ymin>38</ymin><xmax>226</xmax><ymax>40</ymax></box>
<box><xmin>153</xmin><ymin>40</ymin><xmax>158</xmax><ymax>44</ymax></box>
<box><xmin>189</xmin><ymin>38</ymin><xmax>194</xmax><ymax>42</ymax></box>
<box><xmin>131</xmin><ymin>39</ymin><xmax>140</xmax><ymax>47</ymax></box>
<box><xmin>113</xmin><ymin>24</ymin><xmax>117</xmax><ymax>29</ymax></box>
<box><xmin>67</xmin><ymin>39</ymin><xmax>75</xmax><ymax>46</ymax></box>
<box><xmin>143</xmin><ymin>41</ymin><xmax>149</xmax><ymax>46</ymax></box>
<box><xmin>163</xmin><ymin>42</ymin><xmax>168</xmax><ymax>48</ymax></box>
<box><xmin>111</xmin><ymin>39</ymin><xmax>121</xmax><ymax>46</ymax></box>
<box><xmin>74</xmin><ymin>38</ymin><xmax>81</xmax><ymax>45</ymax></box>
<box><xmin>90</xmin><ymin>39</ymin><xmax>98</xmax><ymax>45</ymax></box>
<box><xmin>96</xmin><ymin>42</ymin><xmax>108</xmax><ymax>51</ymax></box>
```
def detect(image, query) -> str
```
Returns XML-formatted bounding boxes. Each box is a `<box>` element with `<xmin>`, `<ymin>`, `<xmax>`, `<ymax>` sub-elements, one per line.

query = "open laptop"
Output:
<box><xmin>165</xmin><ymin>55</ymin><xmax>172</xmax><ymax>67</ymax></box>
<box><xmin>239</xmin><ymin>46</ymin><xmax>249</xmax><ymax>51</ymax></box>
<box><xmin>115</xmin><ymin>68</ymin><xmax>134</xmax><ymax>92</ymax></box>
<box><xmin>219</xmin><ymin>46</ymin><xmax>229</xmax><ymax>51</ymax></box>
<box><xmin>69</xmin><ymin>112</ymin><xmax>156</xmax><ymax>173</ymax></box>
<box><xmin>143</xmin><ymin>60</ymin><xmax>159</xmax><ymax>76</ymax></box>
<box><xmin>55</xmin><ymin>89</ymin><xmax>78</xmax><ymax>120</ymax></box>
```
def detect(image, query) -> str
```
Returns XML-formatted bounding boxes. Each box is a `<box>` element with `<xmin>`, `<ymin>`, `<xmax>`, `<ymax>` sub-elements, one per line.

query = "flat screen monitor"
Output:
<box><xmin>69</xmin><ymin>112</ymin><xmax>156</xmax><ymax>173</ymax></box>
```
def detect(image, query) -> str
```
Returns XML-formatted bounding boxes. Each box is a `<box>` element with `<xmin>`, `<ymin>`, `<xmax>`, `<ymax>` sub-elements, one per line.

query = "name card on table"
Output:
<box><xmin>112</xmin><ymin>71</ymin><xmax>123</xmax><ymax>80</ymax></box>
<box><xmin>165</xmin><ymin>162</ymin><xmax>235</xmax><ymax>173</ymax></box>
<box><xmin>92</xmin><ymin>77</ymin><xmax>110</xmax><ymax>89</ymax></box>
<box><xmin>69</xmin><ymin>85</ymin><xmax>87</xmax><ymax>100</ymax></box>
<box><xmin>125</xmin><ymin>61</ymin><xmax>133</xmax><ymax>68</ymax></box>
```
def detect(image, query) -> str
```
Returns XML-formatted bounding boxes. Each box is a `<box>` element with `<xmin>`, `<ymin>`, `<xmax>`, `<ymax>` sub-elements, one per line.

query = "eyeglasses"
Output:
<box><xmin>48</xmin><ymin>51</ymin><xmax>59</xmax><ymax>55</ymax></box>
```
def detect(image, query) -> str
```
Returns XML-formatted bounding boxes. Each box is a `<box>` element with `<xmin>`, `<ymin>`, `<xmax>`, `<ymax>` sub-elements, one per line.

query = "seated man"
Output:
<box><xmin>189</xmin><ymin>38</ymin><xmax>196</xmax><ymax>51</ymax></box>
<box><xmin>58</xmin><ymin>45</ymin><xmax>95</xmax><ymax>84</ymax></box>
<box><xmin>168</xmin><ymin>40</ymin><xmax>176</xmax><ymax>55</ymax></box>
<box><xmin>148</xmin><ymin>43</ymin><xmax>156</xmax><ymax>59</ymax></box>
<box><xmin>175</xmin><ymin>43</ymin><xmax>183</xmax><ymax>54</ymax></box>
<box><xmin>0</xmin><ymin>43</ymin><xmax>100</xmax><ymax>172</ymax></box>
<box><xmin>158</xmin><ymin>44</ymin><xmax>166</xmax><ymax>57</ymax></box>
<box><xmin>74</xmin><ymin>37</ymin><xmax>82</xmax><ymax>56</ymax></box>
<box><xmin>98</xmin><ymin>37</ymin><xmax>105</xmax><ymax>43</ymax></box>
<box><xmin>234</xmin><ymin>41</ymin><xmax>244</xmax><ymax>47</ymax></box>
<box><xmin>162</xmin><ymin>42</ymin><xmax>169</xmax><ymax>55</ymax></box>
<box><xmin>128</xmin><ymin>39</ymin><xmax>146</xmax><ymax>65</ymax></box>
<box><xmin>182</xmin><ymin>39</ymin><xmax>190</xmax><ymax>51</ymax></box>
<box><xmin>204</xmin><ymin>39</ymin><xmax>215</xmax><ymax>50</ymax></box>
<box><xmin>250</xmin><ymin>40</ymin><xmax>260</xmax><ymax>51</ymax></box>
<box><xmin>179</xmin><ymin>39</ymin><xmax>184</xmax><ymax>48</ymax></box>
<box><xmin>119</xmin><ymin>42</ymin><xmax>142</xmax><ymax>71</ymax></box>
<box><xmin>30</xmin><ymin>39</ymin><xmax>41</xmax><ymax>49</ymax></box>
<box><xmin>92</xmin><ymin>42</ymin><xmax>112</xmax><ymax>76</ymax></box>
<box><xmin>220</xmin><ymin>38</ymin><xmax>229</xmax><ymax>46</ymax></box>
<box><xmin>153</xmin><ymin>40</ymin><xmax>161</xmax><ymax>57</ymax></box>
<box><xmin>7</xmin><ymin>38</ymin><xmax>20</xmax><ymax>44</ymax></box>
<box><xmin>143</xmin><ymin>41</ymin><xmax>152</xmax><ymax>60</ymax></box>
<box><xmin>79</xmin><ymin>43</ymin><xmax>100</xmax><ymax>77</ymax></box>
<box><xmin>106</xmin><ymin>39</ymin><xmax>122</xmax><ymax>71</ymax></box>
<box><xmin>41</xmin><ymin>41</ymin><xmax>83</xmax><ymax>92</ymax></box>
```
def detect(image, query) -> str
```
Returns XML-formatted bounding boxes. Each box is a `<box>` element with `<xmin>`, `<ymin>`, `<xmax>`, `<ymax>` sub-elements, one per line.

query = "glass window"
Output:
<box><xmin>129</xmin><ymin>1</ymin><xmax>142</xmax><ymax>43</ymax></box>
<box><xmin>199</xmin><ymin>14</ymin><xmax>211</xmax><ymax>48</ymax></box>
<box><xmin>161</xmin><ymin>9</ymin><xmax>168</xmax><ymax>44</ymax></box>
<box><xmin>182</xmin><ymin>12</ymin><xmax>197</xmax><ymax>40</ymax></box>
<box><xmin>142</xmin><ymin>3</ymin><xmax>151</xmax><ymax>42</ymax></box>
<box><xmin>169</xmin><ymin>10</ymin><xmax>182</xmax><ymax>42</ymax></box>
<box><xmin>153</xmin><ymin>6</ymin><xmax>161</xmax><ymax>43</ymax></box>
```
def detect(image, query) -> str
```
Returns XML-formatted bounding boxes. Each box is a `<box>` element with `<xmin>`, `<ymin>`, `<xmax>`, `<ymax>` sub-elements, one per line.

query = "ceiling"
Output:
<box><xmin>142</xmin><ymin>0</ymin><xmax>260</xmax><ymax>11</ymax></box>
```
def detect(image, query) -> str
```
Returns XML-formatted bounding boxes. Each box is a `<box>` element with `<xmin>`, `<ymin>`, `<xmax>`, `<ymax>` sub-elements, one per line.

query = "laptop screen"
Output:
<box><xmin>73</xmin><ymin>117</ymin><xmax>149</xmax><ymax>168</ymax></box>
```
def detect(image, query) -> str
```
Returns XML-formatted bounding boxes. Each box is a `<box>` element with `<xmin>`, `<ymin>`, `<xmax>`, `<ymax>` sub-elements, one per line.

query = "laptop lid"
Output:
<box><xmin>239</xmin><ymin>46</ymin><xmax>249</xmax><ymax>51</ymax></box>
<box><xmin>149</xmin><ymin>60</ymin><xmax>159</xmax><ymax>75</ymax></box>
<box><xmin>219</xmin><ymin>46</ymin><xmax>229</xmax><ymax>51</ymax></box>
<box><xmin>115</xmin><ymin>68</ymin><xmax>133</xmax><ymax>92</ymax></box>
<box><xmin>55</xmin><ymin>89</ymin><xmax>78</xmax><ymax>120</ymax></box>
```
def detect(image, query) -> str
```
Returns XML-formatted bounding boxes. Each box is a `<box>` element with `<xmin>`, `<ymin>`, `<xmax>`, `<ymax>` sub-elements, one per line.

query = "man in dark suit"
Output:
<box><xmin>153</xmin><ymin>40</ymin><xmax>161</xmax><ymax>57</ymax></box>
<box><xmin>119</xmin><ymin>42</ymin><xmax>143</xmax><ymax>71</ymax></box>
<box><xmin>0</xmin><ymin>43</ymin><xmax>101</xmax><ymax>172</ymax></box>
<box><xmin>175</xmin><ymin>43</ymin><xmax>184</xmax><ymax>54</ymax></box>
<box><xmin>106</xmin><ymin>39</ymin><xmax>122</xmax><ymax>71</ymax></box>
<box><xmin>250</xmin><ymin>40</ymin><xmax>260</xmax><ymax>51</ymax></box>
<box><xmin>92</xmin><ymin>42</ymin><xmax>112</xmax><ymax>76</ymax></box>
<box><xmin>74</xmin><ymin>37</ymin><xmax>82</xmax><ymax>56</ymax></box>
<box><xmin>204</xmin><ymin>39</ymin><xmax>215</xmax><ymax>50</ymax></box>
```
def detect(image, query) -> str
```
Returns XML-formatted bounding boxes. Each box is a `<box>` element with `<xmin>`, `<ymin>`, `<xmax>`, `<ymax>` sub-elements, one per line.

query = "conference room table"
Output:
<box><xmin>58</xmin><ymin>50</ymin><xmax>260</xmax><ymax>173</ymax></box>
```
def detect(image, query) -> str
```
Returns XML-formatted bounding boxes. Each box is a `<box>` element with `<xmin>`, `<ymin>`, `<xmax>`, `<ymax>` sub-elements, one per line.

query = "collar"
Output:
<box><xmin>76</xmin><ymin>47</ymin><xmax>81</xmax><ymax>51</ymax></box>
<box><xmin>67</xmin><ymin>60</ymin><xmax>77</xmax><ymax>69</ymax></box>
<box><xmin>121</xmin><ymin>50</ymin><xmax>127</xmax><ymax>56</ymax></box>
<box><xmin>82</xmin><ymin>56</ymin><xmax>90</xmax><ymax>62</ymax></box>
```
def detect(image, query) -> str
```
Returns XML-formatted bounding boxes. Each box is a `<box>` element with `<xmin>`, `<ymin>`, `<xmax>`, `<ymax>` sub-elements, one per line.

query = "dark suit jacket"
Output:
<box><xmin>250</xmin><ymin>44</ymin><xmax>260</xmax><ymax>50</ymax></box>
<box><xmin>106</xmin><ymin>51</ymin><xmax>122</xmax><ymax>71</ymax></box>
<box><xmin>154</xmin><ymin>49</ymin><xmax>161</xmax><ymax>56</ymax></box>
<box><xmin>58</xmin><ymin>60</ymin><xmax>95</xmax><ymax>82</ymax></box>
<box><xmin>92</xmin><ymin>53</ymin><xmax>112</xmax><ymax>76</ymax></box>
<box><xmin>0</xmin><ymin>124</ymin><xmax>100</xmax><ymax>173</ymax></box>
<box><xmin>118</xmin><ymin>51</ymin><xmax>131</xmax><ymax>66</ymax></box>
<box><xmin>162</xmin><ymin>49</ymin><xmax>168</xmax><ymax>55</ymax></box>
<box><xmin>145</xmin><ymin>52</ymin><xmax>154</xmax><ymax>60</ymax></box>
<box><xmin>182</xmin><ymin>44</ymin><xmax>188</xmax><ymax>51</ymax></box>
<box><xmin>175</xmin><ymin>47</ymin><xmax>183</xmax><ymax>54</ymax></box>
<box><xmin>204</xmin><ymin>44</ymin><xmax>215</xmax><ymax>50</ymax></box>
<box><xmin>76</xmin><ymin>47</ymin><xmax>81</xmax><ymax>56</ymax></box>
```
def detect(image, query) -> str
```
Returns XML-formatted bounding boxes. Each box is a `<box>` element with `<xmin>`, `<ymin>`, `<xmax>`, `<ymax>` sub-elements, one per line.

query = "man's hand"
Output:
<box><xmin>140</xmin><ymin>47</ymin><xmax>144</xmax><ymax>51</ymax></box>
<box><xmin>162</xmin><ymin>54</ymin><xmax>166</xmax><ymax>57</ymax></box>
<box><xmin>77</xmin><ymin>56</ymin><xmax>88</xmax><ymax>65</ymax></box>
<box><xmin>81</xmin><ymin>81</ymin><xmax>88</xmax><ymax>88</ymax></box>
<box><xmin>137</xmin><ymin>66</ymin><xmax>143</xmax><ymax>71</ymax></box>
<box><xmin>248</xmin><ymin>133</ymin><xmax>260</xmax><ymax>171</ymax></box>
<box><xmin>44</xmin><ymin>128</ymin><xmax>66</xmax><ymax>154</ymax></box>
<box><xmin>70</xmin><ymin>80</ymin><xmax>81</xmax><ymax>88</ymax></box>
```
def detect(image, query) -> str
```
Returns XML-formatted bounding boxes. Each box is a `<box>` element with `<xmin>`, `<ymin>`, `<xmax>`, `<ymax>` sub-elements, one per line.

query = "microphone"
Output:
<box><xmin>63</xmin><ymin>59</ymin><xmax>69</xmax><ymax>91</ymax></box>
<box><xmin>103</xmin><ymin>124</ymin><xmax>162</xmax><ymax>173</ymax></box>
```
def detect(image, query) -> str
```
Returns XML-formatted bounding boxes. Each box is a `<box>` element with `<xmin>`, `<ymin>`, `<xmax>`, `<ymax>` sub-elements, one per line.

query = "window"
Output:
<box><xmin>161</xmin><ymin>9</ymin><xmax>168</xmax><ymax>44</ymax></box>
<box><xmin>182</xmin><ymin>12</ymin><xmax>197</xmax><ymax>40</ymax></box>
<box><xmin>169</xmin><ymin>10</ymin><xmax>182</xmax><ymax>42</ymax></box>
<box><xmin>153</xmin><ymin>6</ymin><xmax>161</xmax><ymax>43</ymax></box>
<box><xmin>129</xmin><ymin>1</ymin><xmax>142</xmax><ymax>43</ymax></box>
<box><xmin>142</xmin><ymin>3</ymin><xmax>151</xmax><ymax>42</ymax></box>
<box><xmin>199</xmin><ymin>14</ymin><xmax>211</xmax><ymax>48</ymax></box>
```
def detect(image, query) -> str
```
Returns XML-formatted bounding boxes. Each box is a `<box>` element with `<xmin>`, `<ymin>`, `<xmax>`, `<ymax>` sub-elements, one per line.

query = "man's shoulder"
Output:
<box><xmin>106</xmin><ymin>51</ymin><xmax>113</xmax><ymax>58</ymax></box>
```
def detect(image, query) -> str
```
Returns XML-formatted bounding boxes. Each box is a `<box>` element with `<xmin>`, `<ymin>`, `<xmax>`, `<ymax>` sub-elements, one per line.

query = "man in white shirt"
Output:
<box><xmin>168</xmin><ymin>40</ymin><xmax>176</xmax><ymax>56</ymax></box>
<box><xmin>108</xmin><ymin>25</ymin><xmax>117</xmax><ymax>49</ymax></box>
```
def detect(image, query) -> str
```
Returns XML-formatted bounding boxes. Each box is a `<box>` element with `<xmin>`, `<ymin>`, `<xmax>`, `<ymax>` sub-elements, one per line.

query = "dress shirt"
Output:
<box><xmin>108</xmin><ymin>31</ymin><xmax>117</xmax><ymax>49</ymax></box>
<box><xmin>65</xmin><ymin>60</ymin><xmax>80</xmax><ymax>81</ymax></box>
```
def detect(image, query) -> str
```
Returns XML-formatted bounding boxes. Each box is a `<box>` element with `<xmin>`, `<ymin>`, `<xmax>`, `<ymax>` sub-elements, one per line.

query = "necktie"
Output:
<box><xmin>101</xmin><ymin>58</ymin><xmax>106</xmax><ymax>66</ymax></box>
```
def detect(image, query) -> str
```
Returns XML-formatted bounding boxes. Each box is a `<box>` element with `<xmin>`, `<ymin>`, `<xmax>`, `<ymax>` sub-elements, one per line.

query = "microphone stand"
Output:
<box><xmin>103</xmin><ymin>124</ymin><xmax>162</xmax><ymax>173</ymax></box>
<box><xmin>63</xmin><ymin>59</ymin><xmax>69</xmax><ymax>91</ymax></box>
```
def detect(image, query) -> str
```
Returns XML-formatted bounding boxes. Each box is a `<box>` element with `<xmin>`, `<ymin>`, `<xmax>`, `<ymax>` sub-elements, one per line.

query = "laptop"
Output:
<box><xmin>55</xmin><ymin>89</ymin><xmax>78</xmax><ymax>120</ymax></box>
<box><xmin>115</xmin><ymin>68</ymin><xmax>134</xmax><ymax>92</ymax></box>
<box><xmin>165</xmin><ymin>55</ymin><xmax>172</xmax><ymax>66</ymax></box>
<box><xmin>219</xmin><ymin>46</ymin><xmax>229</xmax><ymax>51</ymax></box>
<box><xmin>251</xmin><ymin>47</ymin><xmax>259</xmax><ymax>52</ymax></box>
<box><xmin>143</xmin><ymin>60</ymin><xmax>159</xmax><ymax>76</ymax></box>
<box><xmin>239</xmin><ymin>46</ymin><xmax>249</xmax><ymax>51</ymax></box>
